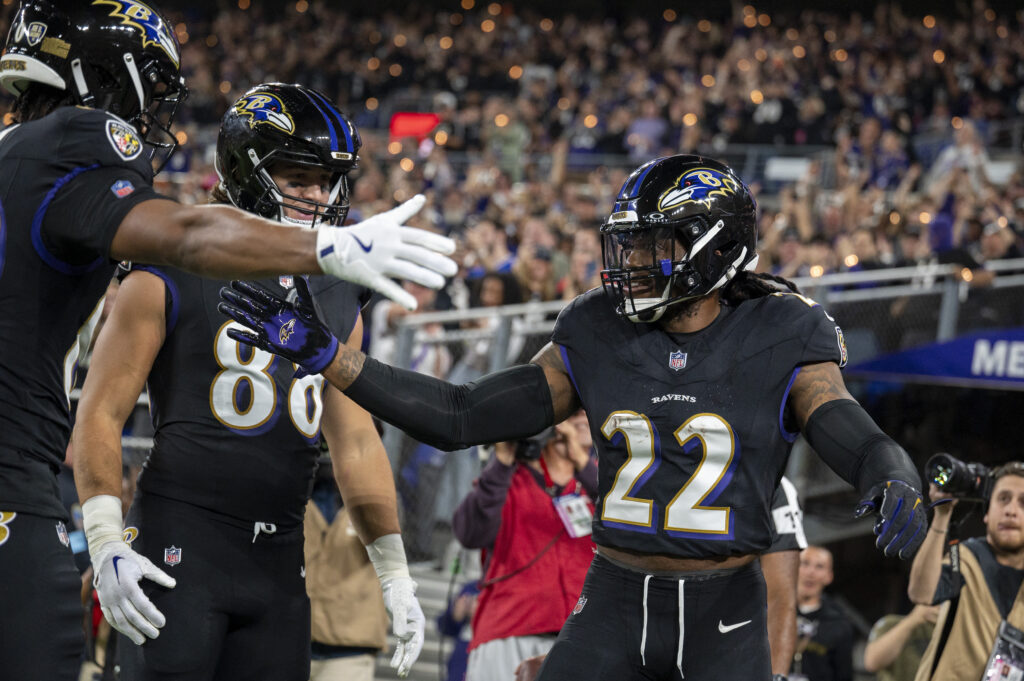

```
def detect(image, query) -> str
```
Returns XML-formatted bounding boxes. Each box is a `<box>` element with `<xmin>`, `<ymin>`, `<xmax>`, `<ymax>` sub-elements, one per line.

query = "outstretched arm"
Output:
<box><xmin>111</xmin><ymin>195</ymin><xmax>456</xmax><ymax>311</ymax></box>
<box><xmin>219</xmin><ymin>280</ymin><xmax>580</xmax><ymax>450</ymax></box>
<box><xmin>790</xmin><ymin>362</ymin><xmax>926</xmax><ymax>559</ymax></box>
<box><xmin>324</xmin><ymin>341</ymin><xmax>579</xmax><ymax>451</ymax></box>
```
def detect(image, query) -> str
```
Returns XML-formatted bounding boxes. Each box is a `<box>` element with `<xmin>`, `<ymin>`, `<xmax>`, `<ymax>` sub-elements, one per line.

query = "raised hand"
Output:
<box><xmin>315</xmin><ymin>194</ymin><xmax>457</xmax><ymax>310</ymax></box>
<box><xmin>218</xmin><ymin>277</ymin><xmax>338</xmax><ymax>376</ymax></box>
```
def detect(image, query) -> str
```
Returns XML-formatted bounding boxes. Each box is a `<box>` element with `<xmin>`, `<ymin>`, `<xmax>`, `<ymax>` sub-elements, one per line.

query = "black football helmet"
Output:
<box><xmin>216</xmin><ymin>83</ymin><xmax>361</xmax><ymax>227</ymax></box>
<box><xmin>0</xmin><ymin>0</ymin><xmax>187</xmax><ymax>169</ymax></box>
<box><xmin>600</xmin><ymin>155</ymin><xmax>758</xmax><ymax>322</ymax></box>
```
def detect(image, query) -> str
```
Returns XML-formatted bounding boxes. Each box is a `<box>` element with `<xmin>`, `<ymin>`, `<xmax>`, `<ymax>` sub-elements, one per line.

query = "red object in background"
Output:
<box><xmin>92</xmin><ymin>589</ymin><xmax>103</xmax><ymax>638</ymax></box>
<box><xmin>389</xmin><ymin>112</ymin><xmax>440</xmax><ymax>142</ymax></box>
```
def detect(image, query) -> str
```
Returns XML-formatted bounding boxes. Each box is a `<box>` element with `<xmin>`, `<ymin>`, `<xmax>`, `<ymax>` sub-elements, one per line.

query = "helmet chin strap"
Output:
<box><xmin>624</xmin><ymin>277</ymin><xmax>675</xmax><ymax>323</ymax></box>
<box><xmin>623</xmin><ymin>248</ymin><xmax>760</xmax><ymax>323</ymax></box>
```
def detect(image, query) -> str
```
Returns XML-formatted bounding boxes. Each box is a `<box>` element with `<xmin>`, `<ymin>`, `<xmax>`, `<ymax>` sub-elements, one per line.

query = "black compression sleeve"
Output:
<box><xmin>344</xmin><ymin>358</ymin><xmax>555</xmax><ymax>451</ymax></box>
<box><xmin>803</xmin><ymin>399</ymin><xmax>922</xmax><ymax>497</ymax></box>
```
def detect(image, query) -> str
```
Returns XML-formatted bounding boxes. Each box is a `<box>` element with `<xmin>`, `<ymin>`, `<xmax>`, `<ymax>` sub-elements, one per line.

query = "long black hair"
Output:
<box><xmin>720</xmin><ymin>270</ymin><xmax>801</xmax><ymax>305</ymax></box>
<box><xmin>10</xmin><ymin>83</ymin><xmax>74</xmax><ymax>123</ymax></box>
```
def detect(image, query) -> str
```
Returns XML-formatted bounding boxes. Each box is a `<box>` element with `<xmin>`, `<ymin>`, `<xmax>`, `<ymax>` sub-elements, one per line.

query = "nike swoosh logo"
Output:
<box><xmin>352</xmin><ymin>235</ymin><xmax>373</xmax><ymax>253</ymax></box>
<box><xmin>112</xmin><ymin>555</ymin><xmax>123</xmax><ymax>583</ymax></box>
<box><xmin>718</xmin><ymin>619</ymin><xmax>751</xmax><ymax>633</ymax></box>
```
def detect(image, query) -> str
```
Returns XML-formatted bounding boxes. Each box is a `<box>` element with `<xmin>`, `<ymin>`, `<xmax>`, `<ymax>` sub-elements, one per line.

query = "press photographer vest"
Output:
<box><xmin>915</xmin><ymin>538</ymin><xmax>1024</xmax><ymax>681</ymax></box>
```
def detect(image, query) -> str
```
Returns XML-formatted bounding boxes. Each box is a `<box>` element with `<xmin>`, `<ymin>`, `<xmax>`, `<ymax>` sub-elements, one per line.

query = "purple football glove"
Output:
<box><xmin>217</xmin><ymin>277</ymin><xmax>338</xmax><ymax>376</ymax></box>
<box><xmin>854</xmin><ymin>480</ymin><xmax>927</xmax><ymax>559</ymax></box>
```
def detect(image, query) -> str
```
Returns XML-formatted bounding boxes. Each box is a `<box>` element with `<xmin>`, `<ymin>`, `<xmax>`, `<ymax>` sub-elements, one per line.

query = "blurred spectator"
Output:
<box><xmin>925</xmin><ymin>120</ymin><xmax>991</xmax><ymax>195</ymax></box>
<box><xmin>437</xmin><ymin>582</ymin><xmax>480</xmax><ymax>681</ymax></box>
<box><xmin>305</xmin><ymin>461</ymin><xmax>389</xmax><ymax>681</ymax></box>
<box><xmin>791</xmin><ymin>546</ymin><xmax>854</xmax><ymax>681</ymax></box>
<box><xmin>863</xmin><ymin>604</ymin><xmax>940</xmax><ymax>681</ymax></box>
<box><xmin>369</xmin><ymin>281</ymin><xmax>452</xmax><ymax>377</ymax></box>
<box><xmin>453</xmin><ymin>415</ymin><xmax>597</xmax><ymax>681</ymax></box>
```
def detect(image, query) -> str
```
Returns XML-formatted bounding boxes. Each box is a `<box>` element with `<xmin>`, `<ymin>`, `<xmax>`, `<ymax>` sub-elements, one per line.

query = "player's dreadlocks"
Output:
<box><xmin>10</xmin><ymin>83</ymin><xmax>74</xmax><ymax>123</ymax></box>
<box><xmin>720</xmin><ymin>270</ymin><xmax>801</xmax><ymax>305</ymax></box>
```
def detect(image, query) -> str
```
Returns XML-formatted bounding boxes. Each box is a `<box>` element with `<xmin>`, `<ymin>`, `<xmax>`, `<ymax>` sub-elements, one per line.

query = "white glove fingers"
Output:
<box><xmin>127</xmin><ymin>586</ymin><xmax>168</xmax><ymax>630</ymax></box>
<box><xmin>398</xmin><ymin>225</ymin><xmax>457</xmax><ymax>256</ymax></box>
<box><xmin>107</xmin><ymin>604</ymin><xmax>146</xmax><ymax>645</ymax></box>
<box><xmin>382</xmin><ymin>259</ymin><xmax>446</xmax><ymax>291</ymax></box>
<box><xmin>383</xmin><ymin>194</ymin><xmax>426</xmax><ymax>225</ymax></box>
<box><xmin>120</xmin><ymin>597</ymin><xmax>162</xmax><ymax>639</ymax></box>
<box><xmin>369</xmin><ymin>274</ymin><xmax>419</xmax><ymax>311</ymax></box>
<box><xmin>395</xmin><ymin>244</ymin><xmax>458</xmax><ymax>279</ymax></box>
<box><xmin>139</xmin><ymin>558</ymin><xmax>177</xmax><ymax>589</ymax></box>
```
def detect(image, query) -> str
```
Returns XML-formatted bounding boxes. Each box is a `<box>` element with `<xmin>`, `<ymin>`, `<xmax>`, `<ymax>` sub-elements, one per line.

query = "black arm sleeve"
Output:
<box><xmin>803</xmin><ymin>399</ymin><xmax>922</xmax><ymax>497</ymax></box>
<box><xmin>344</xmin><ymin>359</ymin><xmax>555</xmax><ymax>451</ymax></box>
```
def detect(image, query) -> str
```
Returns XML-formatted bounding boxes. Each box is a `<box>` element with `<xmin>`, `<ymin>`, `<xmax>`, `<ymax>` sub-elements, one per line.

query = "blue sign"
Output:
<box><xmin>846</xmin><ymin>328</ymin><xmax>1024</xmax><ymax>391</ymax></box>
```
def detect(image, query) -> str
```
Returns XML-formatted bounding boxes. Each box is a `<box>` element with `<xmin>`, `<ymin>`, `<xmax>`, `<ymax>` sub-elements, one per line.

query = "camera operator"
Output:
<box><xmin>908</xmin><ymin>460</ymin><xmax>1024</xmax><ymax>681</ymax></box>
<box><xmin>453</xmin><ymin>412</ymin><xmax>597</xmax><ymax>681</ymax></box>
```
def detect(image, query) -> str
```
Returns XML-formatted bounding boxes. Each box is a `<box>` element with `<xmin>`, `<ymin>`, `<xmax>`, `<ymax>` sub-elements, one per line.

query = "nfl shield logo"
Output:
<box><xmin>55</xmin><ymin>521</ymin><xmax>69</xmax><ymax>547</ymax></box>
<box><xmin>669</xmin><ymin>350</ymin><xmax>687</xmax><ymax>371</ymax></box>
<box><xmin>26</xmin><ymin>22</ymin><xmax>47</xmax><ymax>46</ymax></box>
<box><xmin>164</xmin><ymin>546</ymin><xmax>182</xmax><ymax>566</ymax></box>
<box><xmin>279</xmin><ymin>275</ymin><xmax>294</xmax><ymax>289</ymax></box>
<box><xmin>110</xmin><ymin>179</ymin><xmax>135</xmax><ymax>198</ymax></box>
<box><xmin>572</xmin><ymin>595</ymin><xmax>587</xmax><ymax>615</ymax></box>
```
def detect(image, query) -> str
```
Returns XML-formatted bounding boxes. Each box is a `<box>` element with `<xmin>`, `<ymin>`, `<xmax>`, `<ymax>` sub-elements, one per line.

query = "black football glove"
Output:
<box><xmin>217</xmin><ymin>277</ymin><xmax>338</xmax><ymax>377</ymax></box>
<box><xmin>854</xmin><ymin>480</ymin><xmax>927</xmax><ymax>559</ymax></box>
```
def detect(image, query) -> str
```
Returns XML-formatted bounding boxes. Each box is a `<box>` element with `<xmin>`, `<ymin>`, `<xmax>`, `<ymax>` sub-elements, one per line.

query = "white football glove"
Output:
<box><xmin>367</xmin><ymin>533</ymin><xmax>425</xmax><ymax>677</ymax></box>
<box><xmin>83</xmin><ymin>495</ymin><xmax>176</xmax><ymax>646</ymax></box>
<box><xmin>381</xmin><ymin>576</ymin><xmax>426</xmax><ymax>677</ymax></box>
<box><xmin>316</xmin><ymin>194</ymin><xmax>457</xmax><ymax>311</ymax></box>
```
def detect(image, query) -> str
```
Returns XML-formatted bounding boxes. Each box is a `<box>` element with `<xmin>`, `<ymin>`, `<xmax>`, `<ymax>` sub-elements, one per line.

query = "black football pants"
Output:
<box><xmin>117</xmin><ymin>493</ymin><xmax>310</xmax><ymax>681</ymax></box>
<box><xmin>537</xmin><ymin>553</ymin><xmax>772</xmax><ymax>681</ymax></box>
<box><xmin>0</xmin><ymin>510</ymin><xmax>83</xmax><ymax>681</ymax></box>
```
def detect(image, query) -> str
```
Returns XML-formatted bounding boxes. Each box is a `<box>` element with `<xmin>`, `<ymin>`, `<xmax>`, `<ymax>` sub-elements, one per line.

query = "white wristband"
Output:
<box><xmin>366</xmin><ymin>533</ymin><xmax>411</xmax><ymax>582</ymax></box>
<box><xmin>82</xmin><ymin>494</ymin><xmax>125</xmax><ymax>562</ymax></box>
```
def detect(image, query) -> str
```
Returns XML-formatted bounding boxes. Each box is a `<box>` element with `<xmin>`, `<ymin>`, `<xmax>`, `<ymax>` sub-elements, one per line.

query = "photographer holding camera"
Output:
<box><xmin>453</xmin><ymin>412</ymin><xmax>597</xmax><ymax>681</ymax></box>
<box><xmin>908</xmin><ymin>458</ymin><xmax>1024</xmax><ymax>681</ymax></box>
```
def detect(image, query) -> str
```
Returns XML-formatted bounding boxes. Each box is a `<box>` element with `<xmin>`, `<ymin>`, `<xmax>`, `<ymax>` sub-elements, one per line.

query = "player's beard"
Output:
<box><xmin>989</xmin><ymin>527</ymin><xmax>1024</xmax><ymax>555</ymax></box>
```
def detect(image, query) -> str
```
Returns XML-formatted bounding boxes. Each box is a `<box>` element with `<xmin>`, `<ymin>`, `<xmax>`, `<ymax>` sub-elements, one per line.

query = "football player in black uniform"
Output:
<box><xmin>72</xmin><ymin>84</ymin><xmax>426</xmax><ymax>680</ymax></box>
<box><xmin>219</xmin><ymin>155</ymin><xmax>928</xmax><ymax>681</ymax></box>
<box><xmin>0</xmin><ymin>2</ymin><xmax>452</xmax><ymax>680</ymax></box>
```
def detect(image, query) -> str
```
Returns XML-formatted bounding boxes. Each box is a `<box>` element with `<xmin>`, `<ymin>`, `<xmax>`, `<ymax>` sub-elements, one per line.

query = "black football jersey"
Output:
<box><xmin>132</xmin><ymin>266</ymin><xmax>369</xmax><ymax>526</ymax></box>
<box><xmin>0</xmin><ymin>107</ymin><xmax>162</xmax><ymax>518</ymax></box>
<box><xmin>552</xmin><ymin>288</ymin><xmax>845</xmax><ymax>559</ymax></box>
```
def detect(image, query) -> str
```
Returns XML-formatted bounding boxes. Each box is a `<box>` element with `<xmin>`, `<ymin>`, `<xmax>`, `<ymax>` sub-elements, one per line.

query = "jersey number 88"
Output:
<box><xmin>209</xmin><ymin>321</ymin><xmax>325</xmax><ymax>439</ymax></box>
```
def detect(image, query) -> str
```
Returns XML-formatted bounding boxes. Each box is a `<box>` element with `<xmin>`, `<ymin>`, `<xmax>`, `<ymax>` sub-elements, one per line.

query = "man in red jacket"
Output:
<box><xmin>453</xmin><ymin>412</ymin><xmax>597</xmax><ymax>681</ymax></box>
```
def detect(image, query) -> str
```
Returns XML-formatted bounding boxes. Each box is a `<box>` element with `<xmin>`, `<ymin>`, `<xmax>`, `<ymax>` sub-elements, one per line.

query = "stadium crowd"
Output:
<box><xmin>5</xmin><ymin>0</ymin><xmax>1020</xmax><ymax>304</ymax></box>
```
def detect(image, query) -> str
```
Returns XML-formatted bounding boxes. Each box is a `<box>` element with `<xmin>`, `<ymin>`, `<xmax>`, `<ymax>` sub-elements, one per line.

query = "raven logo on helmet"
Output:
<box><xmin>232</xmin><ymin>92</ymin><xmax>295</xmax><ymax>134</ymax></box>
<box><xmin>92</xmin><ymin>0</ymin><xmax>180</xmax><ymax>68</ymax></box>
<box><xmin>657</xmin><ymin>167</ymin><xmax>740</xmax><ymax>212</ymax></box>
